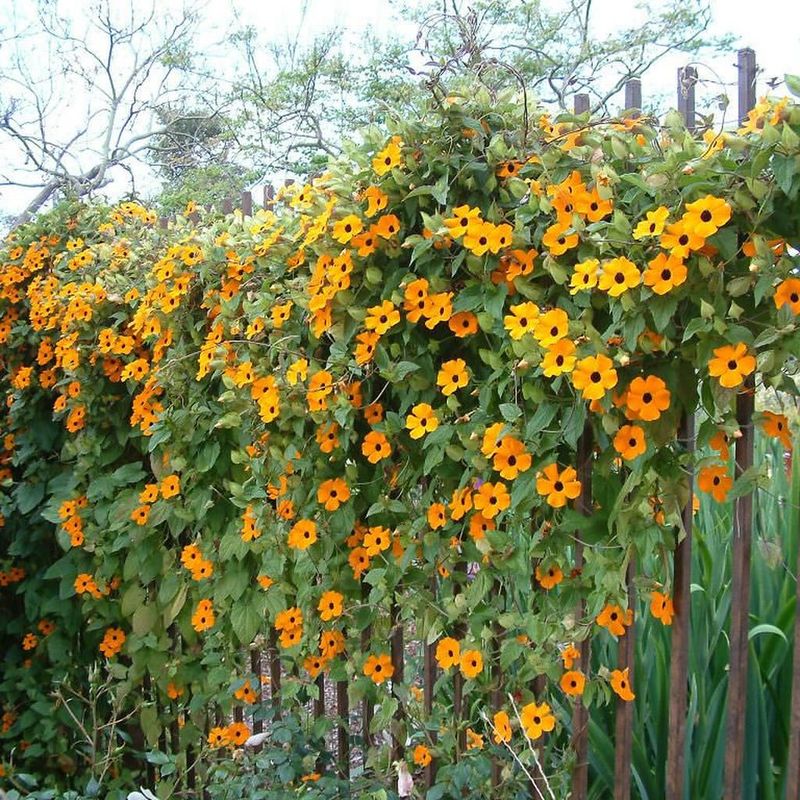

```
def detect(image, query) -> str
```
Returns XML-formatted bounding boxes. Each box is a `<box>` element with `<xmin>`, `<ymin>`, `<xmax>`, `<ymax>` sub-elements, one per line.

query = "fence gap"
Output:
<box><xmin>737</xmin><ymin>48</ymin><xmax>757</xmax><ymax>125</ymax></box>
<box><xmin>613</xmin><ymin>560</ymin><xmax>636</xmax><ymax>800</ymax></box>
<box><xmin>490</xmin><ymin>582</ymin><xmax>504</xmax><ymax>790</ymax></box>
<box><xmin>723</xmin><ymin>383</ymin><xmax>755</xmax><ymax>797</ymax></box>
<box><xmin>250</xmin><ymin>649</ymin><xmax>263</xmax><ymax>736</ymax></box>
<box><xmin>677</xmin><ymin>66</ymin><xmax>698</xmax><ymax>132</ymax></box>
<box><xmin>666</xmin><ymin>412</ymin><xmax>695</xmax><ymax>799</ymax></box>
<box><xmin>570</xmin><ymin>424</ymin><xmax>593</xmax><ymax>800</ymax></box>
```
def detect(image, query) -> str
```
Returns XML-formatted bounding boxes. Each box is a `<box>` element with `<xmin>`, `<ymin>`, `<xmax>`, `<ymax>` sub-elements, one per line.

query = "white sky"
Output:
<box><xmin>0</xmin><ymin>0</ymin><xmax>798</xmax><ymax>220</ymax></box>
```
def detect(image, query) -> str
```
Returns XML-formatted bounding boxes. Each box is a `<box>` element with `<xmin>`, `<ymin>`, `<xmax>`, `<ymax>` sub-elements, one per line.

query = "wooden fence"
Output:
<box><xmin>148</xmin><ymin>48</ymin><xmax>799</xmax><ymax>800</ymax></box>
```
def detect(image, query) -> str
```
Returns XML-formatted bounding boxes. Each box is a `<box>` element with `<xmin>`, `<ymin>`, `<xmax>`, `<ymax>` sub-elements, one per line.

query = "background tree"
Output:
<box><xmin>0</xmin><ymin>0</ymin><xmax>220</xmax><ymax>225</ymax></box>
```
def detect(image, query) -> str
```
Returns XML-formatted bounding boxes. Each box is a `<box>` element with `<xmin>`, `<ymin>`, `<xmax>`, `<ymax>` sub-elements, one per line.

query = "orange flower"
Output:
<box><xmin>493</xmin><ymin>710</ymin><xmax>512</xmax><ymax>743</ymax></box>
<box><xmin>130</xmin><ymin>505</ymin><xmax>151</xmax><ymax>525</ymax></box>
<box><xmin>363</xmin><ymin>525</ymin><xmax>392</xmax><ymax>556</ymax></box>
<box><xmin>275</xmin><ymin>607</ymin><xmax>303</xmax><ymax>632</ymax></box>
<box><xmin>403</xmin><ymin>277</ymin><xmax>430</xmax><ymax>323</ymax></box>
<box><xmin>682</xmin><ymin>194</ymin><xmax>731</xmax><ymax>238</ymax></box>
<box><xmin>226</xmin><ymin>721</ymin><xmax>251</xmax><ymax>747</ymax></box>
<box><xmin>435</xmin><ymin>637</ymin><xmax>461</xmax><ymax>669</ymax></box>
<box><xmin>139</xmin><ymin>483</ymin><xmax>159</xmax><ymax>504</ymax></box>
<box><xmin>332</xmin><ymin>214</ymin><xmax>363</xmax><ymax>244</ymax></box>
<box><xmin>373</xmin><ymin>213</ymin><xmax>401</xmax><ymax>239</ymax></box>
<box><xmin>362</xmin><ymin>431</ymin><xmax>392</xmax><ymax>463</ymax></box>
<box><xmin>444</xmin><ymin>205</ymin><xmax>482</xmax><ymax>238</ymax></box>
<box><xmin>364</xmin><ymin>653</ymin><xmax>394</xmax><ymax>684</ymax></box>
<box><xmin>761</xmin><ymin>411</ymin><xmax>792</xmax><ymax>449</ymax></box>
<box><xmin>660</xmin><ymin>220</ymin><xmax>705</xmax><ymax>258</ymax></box>
<box><xmin>316</xmin><ymin>422</ymin><xmax>340</xmax><ymax>453</ymax></box>
<box><xmin>354</xmin><ymin>331</ymin><xmax>380</xmax><ymax>364</ymax></box>
<box><xmin>318</xmin><ymin>590</ymin><xmax>344</xmax><ymax>621</ymax></box>
<box><xmin>167</xmin><ymin>682</ymin><xmax>185</xmax><ymax>700</ymax></box>
<box><xmin>542</xmin><ymin>221</ymin><xmax>578</xmax><ymax>256</ymax></box>
<box><xmin>610</xmin><ymin>667</ymin><xmax>635</xmax><ymax>701</ymax></box>
<box><xmin>710</xmin><ymin>430</ymin><xmax>730</xmax><ymax>460</ymax></box>
<box><xmin>160</xmin><ymin>474</ymin><xmax>181</xmax><ymax>499</ymax></box>
<box><xmin>535</xmin><ymin>564</ymin><xmax>563</xmax><ymax>590</ymax></box>
<box><xmin>625</xmin><ymin>375</ymin><xmax>671</xmax><ymax>421</ymax></box>
<box><xmin>536</xmin><ymin>464</ymin><xmax>581</xmax><ymax>508</ymax></box>
<box><xmin>503</xmin><ymin>301</ymin><xmax>540</xmax><ymax>340</ymax></box>
<box><xmin>643</xmin><ymin>252</ymin><xmax>687</xmax><ymax>295</ymax></box>
<box><xmin>320</xmin><ymin>629</ymin><xmax>346</xmax><ymax>659</ymax></box>
<box><xmin>468</xmin><ymin>512</ymin><xmax>495</xmax><ymax>540</ymax></box>
<box><xmin>449</xmin><ymin>311</ymin><xmax>478</xmax><ymax>337</ymax></box>
<box><xmin>698</xmin><ymin>464</ymin><xmax>732</xmax><ymax>502</ymax></box>
<box><xmin>774</xmin><ymin>278</ymin><xmax>800</xmax><ymax>314</ymax></box>
<box><xmin>596</xmin><ymin>604</ymin><xmax>633</xmax><ymax>637</ymax></box>
<box><xmin>449</xmin><ymin>486</ymin><xmax>473</xmax><ymax>520</ymax></box>
<box><xmin>372</xmin><ymin>140</ymin><xmax>402</xmax><ymax>175</ymax></box>
<box><xmin>560</xmin><ymin>670</ymin><xmax>586</xmax><ymax>696</ymax></box>
<box><xmin>436</xmin><ymin>358</ymin><xmax>469</xmax><ymax>396</ymax></box>
<box><xmin>541</xmin><ymin>339</ymin><xmax>577</xmax><ymax>377</ymax></box>
<box><xmin>466</xmin><ymin>728</ymin><xmax>484</xmax><ymax>750</ymax></box>
<box><xmin>288</xmin><ymin>519</ymin><xmax>318</xmax><ymax>550</ymax></box>
<box><xmin>406</xmin><ymin>403</ymin><xmax>438</xmax><ymax>439</ymax></box>
<box><xmin>650</xmin><ymin>591</ymin><xmax>674</xmax><ymax>625</ymax></box>
<box><xmin>427</xmin><ymin>502</ymin><xmax>447</xmax><ymax>530</ymax></box>
<box><xmin>492</xmin><ymin>436</ymin><xmax>531</xmax><ymax>480</ymax></box>
<box><xmin>191</xmin><ymin>599</ymin><xmax>215</xmax><ymax>632</ymax></box>
<box><xmin>632</xmin><ymin>206</ymin><xmax>669</xmax><ymax>239</ymax></box>
<box><xmin>520</xmin><ymin>701</ymin><xmax>555</xmax><ymax>740</ymax></box>
<box><xmin>597</xmin><ymin>257</ymin><xmax>641</xmax><ymax>297</ymax></box>
<box><xmin>413</xmin><ymin>743</ymin><xmax>432</xmax><ymax>766</ymax></box>
<box><xmin>207</xmin><ymin>726</ymin><xmax>230</xmax><ymax>748</ymax></box>
<box><xmin>362</xmin><ymin>186</ymin><xmax>389</xmax><ymax>217</ymax></box>
<box><xmin>613</xmin><ymin>424</ymin><xmax>646</xmax><ymax>461</ymax></box>
<box><xmin>98</xmin><ymin>626</ymin><xmax>126</xmax><ymax>657</ymax></box>
<box><xmin>572</xmin><ymin>354</ymin><xmax>618</xmax><ymax>401</ymax></box>
<box><xmin>460</xmin><ymin>649</ymin><xmax>483</xmax><ymax>679</ymax></box>
<box><xmin>364</xmin><ymin>300</ymin><xmax>400</xmax><ymax>335</ymax></box>
<box><xmin>317</xmin><ymin>478</ymin><xmax>350</xmax><ymax>511</ymax></box>
<box><xmin>349</xmin><ymin>547</ymin><xmax>371</xmax><ymax>579</ymax></box>
<box><xmin>534</xmin><ymin>308</ymin><xmax>569</xmax><ymax>347</ymax></box>
<box><xmin>473</xmin><ymin>481</ymin><xmax>510</xmax><ymax>518</ymax></box>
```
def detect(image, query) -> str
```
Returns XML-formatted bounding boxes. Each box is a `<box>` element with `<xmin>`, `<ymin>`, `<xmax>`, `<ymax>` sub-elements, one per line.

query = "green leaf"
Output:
<box><xmin>231</xmin><ymin>599</ymin><xmax>262</xmax><ymax>645</ymax></box>
<box><xmin>499</xmin><ymin>403</ymin><xmax>521</xmax><ymax>422</ymax></box>
<box><xmin>748</xmin><ymin>623</ymin><xmax>787</xmax><ymax>643</ymax></box>
<box><xmin>195</xmin><ymin>441</ymin><xmax>221</xmax><ymax>473</ymax></box>
<box><xmin>132</xmin><ymin>603</ymin><xmax>158</xmax><ymax>636</ymax></box>
<box><xmin>786</xmin><ymin>74</ymin><xmax>800</xmax><ymax>97</ymax></box>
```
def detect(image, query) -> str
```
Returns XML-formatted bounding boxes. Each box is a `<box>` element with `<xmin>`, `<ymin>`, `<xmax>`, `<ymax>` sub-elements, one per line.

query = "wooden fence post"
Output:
<box><xmin>737</xmin><ymin>48</ymin><xmax>757</xmax><ymax>126</ymax></box>
<box><xmin>677</xmin><ymin>66</ymin><xmax>698</xmax><ymax>132</ymax></box>
<box><xmin>424</xmin><ymin>576</ymin><xmax>438</xmax><ymax>788</ymax></box>
<box><xmin>574</xmin><ymin>93</ymin><xmax>590</xmax><ymax>115</ymax></box>
<box><xmin>361</xmin><ymin>581</ymin><xmax>373</xmax><ymax>762</ymax></box>
<box><xmin>337</xmin><ymin>679</ymin><xmax>350</xmax><ymax>779</ymax></box>
<box><xmin>723</xmin><ymin>384</ymin><xmax>755</xmax><ymax>798</ymax></box>
<box><xmin>666</xmin><ymin>412</ymin><xmax>695</xmax><ymax>800</ymax></box>
<box><xmin>614</xmin><ymin>561</ymin><xmax>636</xmax><ymax>800</ymax></box>
<box><xmin>268</xmin><ymin>628</ymin><xmax>282</xmax><ymax>719</ymax></box>
<box><xmin>624</xmin><ymin>79</ymin><xmax>642</xmax><ymax>114</ymax></box>
<box><xmin>571</xmin><ymin>424</ymin><xmax>593</xmax><ymax>800</ymax></box>
<box><xmin>221</xmin><ymin>197</ymin><xmax>233</xmax><ymax>215</ymax></box>
<box><xmin>390</xmin><ymin>599</ymin><xmax>405</xmax><ymax>762</ymax></box>
<box><xmin>240</xmin><ymin>190</ymin><xmax>253</xmax><ymax>218</ymax></box>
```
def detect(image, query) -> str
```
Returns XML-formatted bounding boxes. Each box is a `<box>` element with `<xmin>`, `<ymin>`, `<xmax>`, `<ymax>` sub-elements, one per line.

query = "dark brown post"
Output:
<box><xmin>624</xmin><ymin>79</ymin><xmax>642</xmax><ymax>115</ymax></box>
<box><xmin>737</xmin><ymin>48</ymin><xmax>757</xmax><ymax>125</ymax></box>
<box><xmin>677</xmin><ymin>66</ymin><xmax>698</xmax><ymax>132</ymax></box>
<box><xmin>337</xmin><ymin>679</ymin><xmax>350</xmax><ymax>779</ymax></box>
<box><xmin>222</xmin><ymin>197</ymin><xmax>233</xmax><ymax>215</ymax></box>
<box><xmin>723</xmin><ymin>385</ymin><xmax>755</xmax><ymax>798</ymax></box>
<box><xmin>571</xmin><ymin>424</ymin><xmax>593</xmax><ymax>800</ymax></box>
<box><xmin>390</xmin><ymin>600</ymin><xmax>405</xmax><ymax>762</ymax></box>
<box><xmin>158</xmin><ymin>217</ymin><xmax>168</xmax><ymax>230</ymax></box>
<box><xmin>666</xmin><ymin>413</ymin><xmax>695</xmax><ymax>800</ymax></box>
<box><xmin>263</xmin><ymin>185</ymin><xmax>275</xmax><ymax>207</ymax></box>
<box><xmin>424</xmin><ymin>576</ymin><xmax>438</xmax><ymax>788</ymax></box>
<box><xmin>614</xmin><ymin>561</ymin><xmax>636</xmax><ymax>800</ymax></box>
<box><xmin>314</xmin><ymin>673</ymin><xmax>325</xmax><ymax>719</ymax></box>
<box><xmin>268</xmin><ymin>628</ymin><xmax>282</xmax><ymax>718</ymax></box>
<box><xmin>361</xmin><ymin>582</ymin><xmax>373</xmax><ymax>760</ymax></box>
<box><xmin>250</xmin><ymin>649</ymin><xmax>263</xmax><ymax>735</ymax></box>
<box><xmin>574</xmin><ymin>93</ymin><xmax>590</xmax><ymax>115</ymax></box>
<box><xmin>241</xmin><ymin>190</ymin><xmax>253</xmax><ymax>217</ymax></box>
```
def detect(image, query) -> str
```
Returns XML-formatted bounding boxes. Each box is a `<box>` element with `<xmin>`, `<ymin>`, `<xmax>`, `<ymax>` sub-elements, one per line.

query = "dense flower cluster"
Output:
<box><xmin>1</xmin><ymin>85</ymin><xmax>799</xmax><ymax>794</ymax></box>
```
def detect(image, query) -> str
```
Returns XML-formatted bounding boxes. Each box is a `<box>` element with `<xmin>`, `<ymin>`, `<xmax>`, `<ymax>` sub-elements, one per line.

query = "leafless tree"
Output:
<box><xmin>0</xmin><ymin>0</ymin><xmax>223</xmax><ymax>225</ymax></box>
